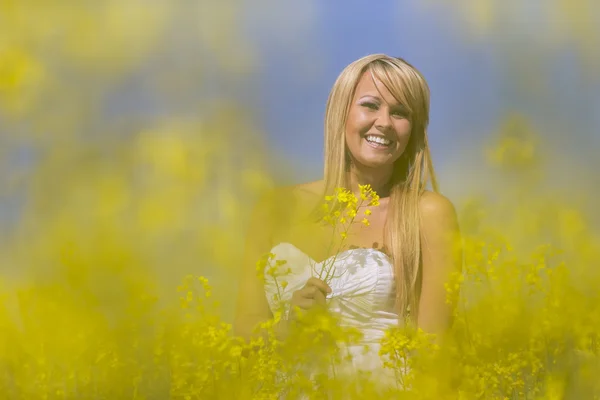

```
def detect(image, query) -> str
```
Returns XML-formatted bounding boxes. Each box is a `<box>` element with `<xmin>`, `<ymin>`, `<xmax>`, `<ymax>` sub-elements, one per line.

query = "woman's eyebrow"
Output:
<box><xmin>358</xmin><ymin>94</ymin><xmax>405</xmax><ymax>109</ymax></box>
<box><xmin>358</xmin><ymin>95</ymin><xmax>381</xmax><ymax>101</ymax></box>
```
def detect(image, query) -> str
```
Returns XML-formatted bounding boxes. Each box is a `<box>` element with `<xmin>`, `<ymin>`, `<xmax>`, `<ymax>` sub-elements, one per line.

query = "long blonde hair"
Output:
<box><xmin>322</xmin><ymin>54</ymin><xmax>438</xmax><ymax>323</ymax></box>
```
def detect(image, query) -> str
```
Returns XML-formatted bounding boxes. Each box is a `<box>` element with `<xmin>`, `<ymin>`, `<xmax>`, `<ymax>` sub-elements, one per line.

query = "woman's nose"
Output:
<box><xmin>374</xmin><ymin>108</ymin><xmax>392</xmax><ymax>131</ymax></box>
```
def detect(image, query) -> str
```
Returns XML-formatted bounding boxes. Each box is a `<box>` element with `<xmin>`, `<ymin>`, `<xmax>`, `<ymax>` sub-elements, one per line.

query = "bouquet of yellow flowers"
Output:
<box><xmin>312</xmin><ymin>184</ymin><xmax>380</xmax><ymax>286</ymax></box>
<box><xmin>256</xmin><ymin>184</ymin><xmax>380</xmax><ymax>311</ymax></box>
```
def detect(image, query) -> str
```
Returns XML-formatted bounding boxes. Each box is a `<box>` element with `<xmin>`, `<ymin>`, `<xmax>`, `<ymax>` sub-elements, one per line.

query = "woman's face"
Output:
<box><xmin>345</xmin><ymin>71</ymin><xmax>412</xmax><ymax>170</ymax></box>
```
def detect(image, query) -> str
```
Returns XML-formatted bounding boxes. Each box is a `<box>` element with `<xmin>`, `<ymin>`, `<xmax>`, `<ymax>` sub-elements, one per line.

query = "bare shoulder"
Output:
<box><xmin>255</xmin><ymin>179</ymin><xmax>324</xmax><ymax>221</ymax></box>
<box><xmin>419</xmin><ymin>190</ymin><xmax>458</xmax><ymax>223</ymax></box>
<box><xmin>418</xmin><ymin>191</ymin><xmax>461</xmax><ymax>266</ymax></box>
<box><xmin>293</xmin><ymin>179</ymin><xmax>325</xmax><ymax>198</ymax></box>
<box><xmin>272</xmin><ymin>179</ymin><xmax>324</xmax><ymax>206</ymax></box>
<box><xmin>418</xmin><ymin>191</ymin><xmax>461</xmax><ymax>268</ymax></box>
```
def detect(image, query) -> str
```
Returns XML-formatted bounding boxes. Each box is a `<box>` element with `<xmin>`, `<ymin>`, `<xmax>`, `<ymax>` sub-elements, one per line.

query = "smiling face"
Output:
<box><xmin>344</xmin><ymin>70</ymin><xmax>412</xmax><ymax>170</ymax></box>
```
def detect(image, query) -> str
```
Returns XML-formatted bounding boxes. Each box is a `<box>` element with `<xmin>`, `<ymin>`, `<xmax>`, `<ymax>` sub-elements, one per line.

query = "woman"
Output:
<box><xmin>234</xmin><ymin>54</ymin><xmax>462</xmax><ymax>381</ymax></box>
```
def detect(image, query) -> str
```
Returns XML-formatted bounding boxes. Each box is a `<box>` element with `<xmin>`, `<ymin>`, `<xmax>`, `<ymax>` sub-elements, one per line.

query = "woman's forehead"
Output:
<box><xmin>354</xmin><ymin>71</ymin><xmax>401</xmax><ymax>106</ymax></box>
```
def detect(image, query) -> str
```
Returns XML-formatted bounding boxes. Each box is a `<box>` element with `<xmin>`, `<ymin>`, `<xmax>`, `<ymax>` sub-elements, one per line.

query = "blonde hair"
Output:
<box><xmin>322</xmin><ymin>54</ymin><xmax>438</xmax><ymax>324</ymax></box>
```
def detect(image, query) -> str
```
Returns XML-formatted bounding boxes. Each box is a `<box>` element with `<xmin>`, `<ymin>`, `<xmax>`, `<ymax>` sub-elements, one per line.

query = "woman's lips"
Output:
<box><xmin>364</xmin><ymin>137</ymin><xmax>392</xmax><ymax>150</ymax></box>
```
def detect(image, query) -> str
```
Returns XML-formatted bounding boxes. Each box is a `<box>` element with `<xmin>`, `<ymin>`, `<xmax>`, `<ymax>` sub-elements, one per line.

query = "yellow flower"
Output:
<box><xmin>364</xmin><ymin>208</ymin><xmax>372</xmax><ymax>216</ymax></box>
<box><xmin>256</xmin><ymin>259</ymin><xmax>267</xmax><ymax>270</ymax></box>
<box><xmin>267</xmin><ymin>266</ymin><xmax>277</xmax><ymax>277</ymax></box>
<box><xmin>198</xmin><ymin>276</ymin><xmax>209</xmax><ymax>285</ymax></box>
<box><xmin>230</xmin><ymin>346</ymin><xmax>243</xmax><ymax>358</ymax></box>
<box><xmin>361</xmin><ymin>218</ymin><xmax>370</xmax><ymax>226</ymax></box>
<box><xmin>336</xmin><ymin>189</ymin><xmax>351</xmax><ymax>203</ymax></box>
<box><xmin>358</xmin><ymin>184</ymin><xmax>372</xmax><ymax>200</ymax></box>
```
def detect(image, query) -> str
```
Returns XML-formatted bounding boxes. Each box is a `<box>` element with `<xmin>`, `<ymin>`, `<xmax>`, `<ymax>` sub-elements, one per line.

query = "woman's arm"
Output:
<box><xmin>233</xmin><ymin>192</ymin><xmax>275</xmax><ymax>340</ymax></box>
<box><xmin>417</xmin><ymin>191</ymin><xmax>463</xmax><ymax>336</ymax></box>
<box><xmin>233</xmin><ymin>189</ymin><xmax>293</xmax><ymax>341</ymax></box>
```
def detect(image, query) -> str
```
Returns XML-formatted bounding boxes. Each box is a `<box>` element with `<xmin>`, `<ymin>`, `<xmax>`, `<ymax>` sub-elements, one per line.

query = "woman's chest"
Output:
<box><xmin>279</xmin><ymin>205</ymin><xmax>389</xmax><ymax>263</ymax></box>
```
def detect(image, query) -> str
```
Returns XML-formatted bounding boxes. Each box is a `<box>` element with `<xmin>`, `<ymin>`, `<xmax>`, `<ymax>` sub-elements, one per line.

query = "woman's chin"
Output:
<box><xmin>353</xmin><ymin>155</ymin><xmax>394</xmax><ymax>170</ymax></box>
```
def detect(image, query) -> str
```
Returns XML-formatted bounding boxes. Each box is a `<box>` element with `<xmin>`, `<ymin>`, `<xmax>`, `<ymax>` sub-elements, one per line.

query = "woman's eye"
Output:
<box><xmin>361</xmin><ymin>102</ymin><xmax>378</xmax><ymax>110</ymax></box>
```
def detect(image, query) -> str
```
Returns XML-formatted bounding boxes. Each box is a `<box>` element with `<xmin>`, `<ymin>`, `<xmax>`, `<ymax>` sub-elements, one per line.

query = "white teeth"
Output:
<box><xmin>365</xmin><ymin>135</ymin><xmax>391</xmax><ymax>145</ymax></box>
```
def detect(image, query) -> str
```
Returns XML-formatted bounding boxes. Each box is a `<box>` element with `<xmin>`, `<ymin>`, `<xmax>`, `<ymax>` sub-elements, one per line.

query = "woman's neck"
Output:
<box><xmin>348</xmin><ymin>165</ymin><xmax>393</xmax><ymax>198</ymax></box>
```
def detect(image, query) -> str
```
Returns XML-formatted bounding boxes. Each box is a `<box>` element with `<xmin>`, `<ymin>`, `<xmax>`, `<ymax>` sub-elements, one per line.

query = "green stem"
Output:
<box><xmin>323</xmin><ymin>198</ymin><xmax>367</xmax><ymax>283</ymax></box>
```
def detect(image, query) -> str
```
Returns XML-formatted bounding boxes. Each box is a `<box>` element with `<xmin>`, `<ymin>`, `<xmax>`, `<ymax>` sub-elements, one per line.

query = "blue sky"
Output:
<box><xmin>240</xmin><ymin>0</ymin><xmax>599</xmax><ymax>194</ymax></box>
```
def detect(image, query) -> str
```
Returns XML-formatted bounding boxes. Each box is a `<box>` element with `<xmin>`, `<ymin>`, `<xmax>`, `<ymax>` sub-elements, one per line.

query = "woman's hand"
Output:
<box><xmin>290</xmin><ymin>277</ymin><xmax>332</xmax><ymax>315</ymax></box>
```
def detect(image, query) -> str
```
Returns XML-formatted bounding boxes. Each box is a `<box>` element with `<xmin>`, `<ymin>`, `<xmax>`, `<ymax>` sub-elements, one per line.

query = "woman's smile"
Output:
<box><xmin>364</xmin><ymin>134</ymin><xmax>393</xmax><ymax>149</ymax></box>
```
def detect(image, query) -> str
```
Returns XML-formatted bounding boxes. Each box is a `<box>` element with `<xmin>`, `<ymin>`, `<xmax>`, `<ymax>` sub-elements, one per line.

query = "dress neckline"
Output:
<box><xmin>271</xmin><ymin>242</ymin><xmax>392</xmax><ymax>265</ymax></box>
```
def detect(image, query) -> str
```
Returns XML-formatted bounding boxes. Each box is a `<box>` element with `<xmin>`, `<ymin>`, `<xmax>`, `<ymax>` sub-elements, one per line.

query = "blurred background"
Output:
<box><xmin>1</xmin><ymin>0</ymin><xmax>598</xmax><ymax>322</ymax></box>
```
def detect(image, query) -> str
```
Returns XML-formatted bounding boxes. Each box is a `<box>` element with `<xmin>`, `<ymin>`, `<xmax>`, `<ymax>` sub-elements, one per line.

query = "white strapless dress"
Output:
<box><xmin>263</xmin><ymin>242</ymin><xmax>401</xmax><ymax>387</ymax></box>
